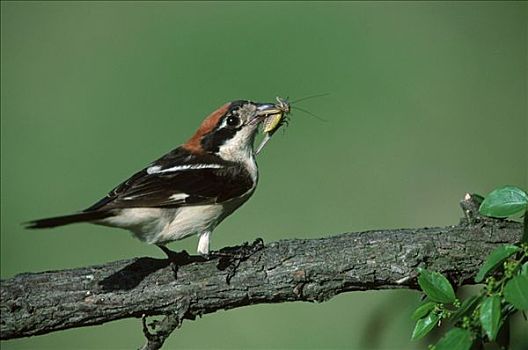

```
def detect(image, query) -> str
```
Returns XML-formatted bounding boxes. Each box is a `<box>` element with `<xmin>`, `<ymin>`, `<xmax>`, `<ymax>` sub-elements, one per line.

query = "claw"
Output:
<box><xmin>157</xmin><ymin>245</ymin><xmax>192</xmax><ymax>279</ymax></box>
<box><xmin>209</xmin><ymin>238</ymin><xmax>265</xmax><ymax>284</ymax></box>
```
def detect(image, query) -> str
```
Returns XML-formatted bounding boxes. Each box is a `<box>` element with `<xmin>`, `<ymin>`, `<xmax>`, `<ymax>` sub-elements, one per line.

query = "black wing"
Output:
<box><xmin>84</xmin><ymin>147</ymin><xmax>254</xmax><ymax>211</ymax></box>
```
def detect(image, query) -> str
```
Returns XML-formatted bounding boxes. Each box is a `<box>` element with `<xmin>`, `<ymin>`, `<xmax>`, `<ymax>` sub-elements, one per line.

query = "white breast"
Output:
<box><xmin>99</xmin><ymin>204</ymin><xmax>225</xmax><ymax>245</ymax></box>
<box><xmin>156</xmin><ymin>204</ymin><xmax>224</xmax><ymax>244</ymax></box>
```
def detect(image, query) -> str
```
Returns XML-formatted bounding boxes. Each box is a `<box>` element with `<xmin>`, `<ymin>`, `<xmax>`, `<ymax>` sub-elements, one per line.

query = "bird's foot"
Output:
<box><xmin>157</xmin><ymin>245</ymin><xmax>192</xmax><ymax>279</ymax></box>
<box><xmin>208</xmin><ymin>238</ymin><xmax>265</xmax><ymax>284</ymax></box>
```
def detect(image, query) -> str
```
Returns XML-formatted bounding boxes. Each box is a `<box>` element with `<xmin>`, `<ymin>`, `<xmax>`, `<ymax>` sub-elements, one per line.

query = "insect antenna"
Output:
<box><xmin>291</xmin><ymin>106</ymin><xmax>327</xmax><ymax>122</ymax></box>
<box><xmin>290</xmin><ymin>93</ymin><xmax>330</xmax><ymax>104</ymax></box>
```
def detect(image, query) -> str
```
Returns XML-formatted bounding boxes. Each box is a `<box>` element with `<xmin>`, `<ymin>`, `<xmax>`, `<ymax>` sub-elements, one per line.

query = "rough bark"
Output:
<box><xmin>1</xmin><ymin>214</ymin><xmax>522</xmax><ymax>348</ymax></box>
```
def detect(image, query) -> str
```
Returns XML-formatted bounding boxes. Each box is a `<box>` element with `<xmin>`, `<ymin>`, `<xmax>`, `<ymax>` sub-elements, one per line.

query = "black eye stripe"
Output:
<box><xmin>201</xmin><ymin>127</ymin><xmax>239</xmax><ymax>153</ymax></box>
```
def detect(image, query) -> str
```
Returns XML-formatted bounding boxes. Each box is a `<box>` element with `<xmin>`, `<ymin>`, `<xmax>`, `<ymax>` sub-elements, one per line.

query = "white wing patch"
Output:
<box><xmin>169</xmin><ymin>193</ymin><xmax>189</xmax><ymax>201</ymax></box>
<box><xmin>122</xmin><ymin>192</ymin><xmax>188</xmax><ymax>202</ymax></box>
<box><xmin>146</xmin><ymin>164</ymin><xmax>223</xmax><ymax>174</ymax></box>
<box><xmin>146</xmin><ymin>165</ymin><xmax>162</xmax><ymax>174</ymax></box>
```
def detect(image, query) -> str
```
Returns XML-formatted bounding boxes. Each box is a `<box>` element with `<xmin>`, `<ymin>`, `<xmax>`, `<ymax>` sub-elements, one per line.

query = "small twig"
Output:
<box><xmin>522</xmin><ymin>211</ymin><xmax>528</xmax><ymax>243</ymax></box>
<box><xmin>459</xmin><ymin>192</ymin><xmax>484</xmax><ymax>225</ymax></box>
<box><xmin>140</xmin><ymin>314</ymin><xmax>182</xmax><ymax>350</ymax></box>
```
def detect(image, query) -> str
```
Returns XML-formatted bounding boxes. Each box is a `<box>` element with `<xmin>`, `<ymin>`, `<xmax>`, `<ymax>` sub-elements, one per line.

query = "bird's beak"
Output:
<box><xmin>248</xmin><ymin>103</ymin><xmax>283</xmax><ymax>125</ymax></box>
<box><xmin>256</xmin><ymin>103</ymin><xmax>283</xmax><ymax>116</ymax></box>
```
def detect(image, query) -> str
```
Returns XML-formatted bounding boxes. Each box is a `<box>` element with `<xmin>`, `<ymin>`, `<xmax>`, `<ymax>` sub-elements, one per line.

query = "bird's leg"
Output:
<box><xmin>208</xmin><ymin>238</ymin><xmax>265</xmax><ymax>284</ymax></box>
<box><xmin>197</xmin><ymin>231</ymin><xmax>211</xmax><ymax>256</ymax></box>
<box><xmin>157</xmin><ymin>244</ymin><xmax>191</xmax><ymax>279</ymax></box>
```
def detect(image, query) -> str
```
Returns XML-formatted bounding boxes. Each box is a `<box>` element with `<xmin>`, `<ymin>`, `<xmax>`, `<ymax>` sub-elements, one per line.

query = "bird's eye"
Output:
<box><xmin>226</xmin><ymin>115</ymin><xmax>240</xmax><ymax>127</ymax></box>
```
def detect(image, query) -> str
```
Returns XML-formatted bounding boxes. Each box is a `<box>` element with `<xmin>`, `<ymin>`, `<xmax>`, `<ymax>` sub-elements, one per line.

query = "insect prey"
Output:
<box><xmin>256</xmin><ymin>96</ymin><xmax>291</xmax><ymax>154</ymax></box>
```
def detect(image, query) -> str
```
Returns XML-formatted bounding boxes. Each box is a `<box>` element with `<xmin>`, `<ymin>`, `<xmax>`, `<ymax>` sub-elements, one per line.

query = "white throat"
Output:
<box><xmin>217</xmin><ymin>128</ymin><xmax>258</xmax><ymax>183</ymax></box>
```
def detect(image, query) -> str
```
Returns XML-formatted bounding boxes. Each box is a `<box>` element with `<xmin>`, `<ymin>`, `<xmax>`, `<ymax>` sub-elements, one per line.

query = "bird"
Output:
<box><xmin>27</xmin><ymin>99</ymin><xmax>286</xmax><ymax>257</ymax></box>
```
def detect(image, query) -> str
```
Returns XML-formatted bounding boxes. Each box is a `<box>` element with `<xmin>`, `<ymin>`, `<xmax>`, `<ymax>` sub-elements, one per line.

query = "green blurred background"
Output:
<box><xmin>1</xmin><ymin>1</ymin><xmax>526</xmax><ymax>349</ymax></box>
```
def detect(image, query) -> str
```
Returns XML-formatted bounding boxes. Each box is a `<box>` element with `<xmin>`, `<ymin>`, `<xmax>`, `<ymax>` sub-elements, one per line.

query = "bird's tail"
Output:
<box><xmin>25</xmin><ymin>211</ymin><xmax>113</xmax><ymax>229</ymax></box>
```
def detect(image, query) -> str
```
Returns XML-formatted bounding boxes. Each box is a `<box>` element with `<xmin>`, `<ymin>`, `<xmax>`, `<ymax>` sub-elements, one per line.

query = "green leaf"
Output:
<box><xmin>411</xmin><ymin>312</ymin><xmax>440</xmax><ymax>340</ymax></box>
<box><xmin>479</xmin><ymin>295</ymin><xmax>501</xmax><ymax>341</ymax></box>
<box><xmin>451</xmin><ymin>295</ymin><xmax>481</xmax><ymax>324</ymax></box>
<box><xmin>435</xmin><ymin>328</ymin><xmax>473</xmax><ymax>350</ymax></box>
<box><xmin>475</xmin><ymin>244</ymin><xmax>520</xmax><ymax>283</ymax></box>
<box><xmin>504</xmin><ymin>275</ymin><xmax>528</xmax><ymax>310</ymax></box>
<box><xmin>418</xmin><ymin>269</ymin><xmax>456</xmax><ymax>303</ymax></box>
<box><xmin>411</xmin><ymin>301</ymin><xmax>437</xmax><ymax>320</ymax></box>
<box><xmin>479</xmin><ymin>186</ymin><xmax>528</xmax><ymax>218</ymax></box>
<box><xmin>521</xmin><ymin>262</ymin><xmax>528</xmax><ymax>277</ymax></box>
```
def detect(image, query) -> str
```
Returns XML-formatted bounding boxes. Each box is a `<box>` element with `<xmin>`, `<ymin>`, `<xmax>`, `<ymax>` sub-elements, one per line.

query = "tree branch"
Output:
<box><xmin>0</xmin><ymin>201</ymin><xmax>522</xmax><ymax>349</ymax></box>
